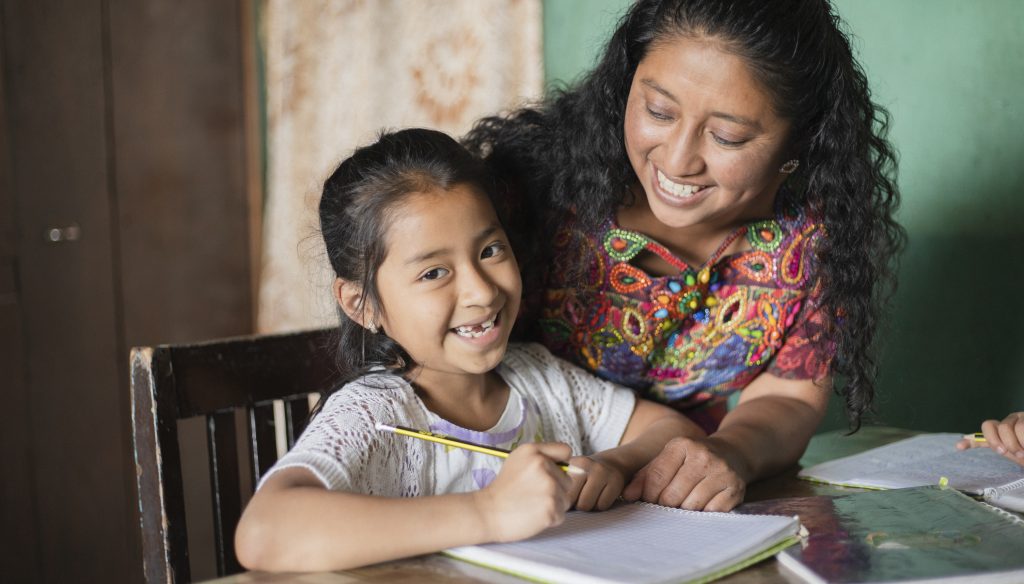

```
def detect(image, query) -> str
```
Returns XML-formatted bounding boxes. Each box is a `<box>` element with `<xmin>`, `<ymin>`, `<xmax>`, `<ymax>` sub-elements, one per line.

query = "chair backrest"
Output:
<box><xmin>130</xmin><ymin>328</ymin><xmax>341</xmax><ymax>583</ymax></box>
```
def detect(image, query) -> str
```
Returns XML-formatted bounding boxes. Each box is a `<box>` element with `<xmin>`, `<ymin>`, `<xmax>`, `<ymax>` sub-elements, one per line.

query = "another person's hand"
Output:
<box><xmin>956</xmin><ymin>412</ymin><xmax>1024</xmax><ymax>466</ymax></box>
<box><xmin>620</xmin><ymin>436</ymin><xmax>746</xmax><ymax>512</ymax></box>
<box><xmin>567</xmin><ymin>454</ymin><xmax>626</xmax><ymax>511</ymax></box>
<box><xmin>474</xmin><ymin>442</ymin><xmax>574</xmax><ymax>542</ymax></box>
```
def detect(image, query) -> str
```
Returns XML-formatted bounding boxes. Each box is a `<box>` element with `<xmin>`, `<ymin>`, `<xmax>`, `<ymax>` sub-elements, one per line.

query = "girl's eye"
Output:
<box><xmin>645</xmin><ymin>105</ymin><xmax>673</xmax><ymax>122</ymax></box>
<box><xmin>712</xmin><ymin>133</ymin><xmax>747</xmax><ymax>147</ymax></box>
<box><xmin>481</xmin><ymin>242</ymin><xmax>506</xmax><ymax>259</ymax></box>
<box><xmin>420</xmin><ymin>267</ymin><xmax>449</xmax><ymax>281</ymax></box>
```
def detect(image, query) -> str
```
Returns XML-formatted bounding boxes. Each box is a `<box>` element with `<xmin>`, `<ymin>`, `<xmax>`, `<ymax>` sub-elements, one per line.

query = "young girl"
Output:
<box><xmin>234</xmin><ymin>128</ymin><xmax>704</xmax><ymax>572</ymax></box>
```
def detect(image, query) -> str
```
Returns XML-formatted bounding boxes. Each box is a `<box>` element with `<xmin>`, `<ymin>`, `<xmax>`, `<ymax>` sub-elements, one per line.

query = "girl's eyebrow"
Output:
<box><xmin>640</xmin><ymin>79</ymin><xmax>762</xmax><ymax>130</ymax></box>
<box><xmin>403</xmin><ymin>224</ymin><xmax>501</xmax><ymax>265</ymax></box>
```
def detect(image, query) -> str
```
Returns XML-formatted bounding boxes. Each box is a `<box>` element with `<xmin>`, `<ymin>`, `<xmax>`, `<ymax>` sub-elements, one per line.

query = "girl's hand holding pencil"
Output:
<box><xmin>956</xmin><ymin>412</ymin><xmax>1024</xmax><ymax>466</ymax></box>
<box><xmin>566</xmin><ymin>454</ymin><xmax>628</xmax><ymax>512</ymax></box>
<box><xmin>473</xmin><ymin>442</ymin><xmax>576</xmax><ymax>543</ymax></box>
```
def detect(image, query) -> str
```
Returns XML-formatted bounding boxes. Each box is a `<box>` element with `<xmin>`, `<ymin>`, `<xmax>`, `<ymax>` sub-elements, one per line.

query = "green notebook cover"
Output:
<box><xmin>738</xmin><ymin>486</ymin><xmax>1024</xmax><ymax>584</ymax></box>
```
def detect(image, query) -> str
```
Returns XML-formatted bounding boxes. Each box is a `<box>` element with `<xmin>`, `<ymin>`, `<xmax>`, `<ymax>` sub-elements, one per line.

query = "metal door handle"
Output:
<box><xmin>45</xmin><ymin>224</ymin><xmax>81</xmax><ymax>243</ymax></box>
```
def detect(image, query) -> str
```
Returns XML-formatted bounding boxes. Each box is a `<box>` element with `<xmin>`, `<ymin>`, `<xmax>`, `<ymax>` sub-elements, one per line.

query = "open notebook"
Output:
<box><xmin>760</xmin><ymin>486</ymin><xmax>1024</xmax><ymax>584</ymax></box>
<box><xmin>798</xmin><ymin>433</ymin><xmax>1024</xmax><ymax>512</ymax></box>
<box><xmin>444</xmin><ymin>501</ymin><xmax>800</xmax><ymax>584</ymax></box>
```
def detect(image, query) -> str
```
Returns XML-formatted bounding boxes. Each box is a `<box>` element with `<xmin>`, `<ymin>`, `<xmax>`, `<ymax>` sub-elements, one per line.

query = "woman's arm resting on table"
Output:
<box><xmin>713</xmin><ymin>372</ymin><xmax>831</xmax><ymax>482</ymax></box>
<box><xmin>235</xmin><ymin>442</ymin><xmax>573</xmax><ymax>572</ymax></box>
<box><xmin>622</xmin><ymin>373</ymin><xmax>830</xmax><ymax>512</ymax></box>
<box><xmin>568</xmin><ymin>399</ymin><xmax>706</xmax><ymax>511</ymax></box>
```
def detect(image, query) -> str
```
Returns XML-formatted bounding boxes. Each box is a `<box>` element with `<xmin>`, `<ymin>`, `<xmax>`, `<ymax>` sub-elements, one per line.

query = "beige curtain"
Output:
<box><xmin>258</xmin><ymin>0</ymin><xmax>543</xmax><ymax>333</ymax></box>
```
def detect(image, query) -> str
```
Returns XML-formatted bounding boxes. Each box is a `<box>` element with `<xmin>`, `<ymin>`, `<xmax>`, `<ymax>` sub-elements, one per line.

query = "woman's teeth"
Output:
<box><xmin>657</xmin><ymin>169</ymin><xmax>702</xmax><ymax>199</ymax></box>
<box><xmin>454</xmin><ymin>317</ymin><xmax>495</xmax><ymax>338</ymax></box>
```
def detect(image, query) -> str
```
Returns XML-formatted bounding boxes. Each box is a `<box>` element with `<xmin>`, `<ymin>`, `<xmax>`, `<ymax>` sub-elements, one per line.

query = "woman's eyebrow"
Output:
<box><xmin>641</xmin><ymin>79</ymin><xmax>762</xmax><ymax>130</ymax></box>
<box><xmin>641</xmin><ymin>79</ymin><xmax>678</xmax><ymax>103</ymax></box>
<box><xmin>709</xmin><ymin>111</ymin><xmax>762</xmax><ymax>130</ymax></box>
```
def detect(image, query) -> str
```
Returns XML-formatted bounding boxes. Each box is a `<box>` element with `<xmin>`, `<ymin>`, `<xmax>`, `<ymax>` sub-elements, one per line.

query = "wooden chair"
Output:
<box><xmin>130</xmin><ymin>328</ymin><xmax>341</xmax><ymax>583</ymax></box>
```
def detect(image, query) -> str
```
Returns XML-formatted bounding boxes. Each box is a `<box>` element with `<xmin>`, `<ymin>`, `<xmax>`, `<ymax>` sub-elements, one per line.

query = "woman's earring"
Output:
<box><xmin>367</xmin><ymin>323</ymin><xmax>378</xmax><ymax>334</ymax></box>
<box><xmin>779</xmin><ymin>159</ymin><xmax>800</xmax><ymax>174</ymax></box>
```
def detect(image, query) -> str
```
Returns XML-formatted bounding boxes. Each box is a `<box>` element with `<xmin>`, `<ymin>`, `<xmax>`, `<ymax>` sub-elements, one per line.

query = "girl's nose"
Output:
<box><xmin>459</xmin><ymin>265</ymin><xmax>500</xmax><ymax>307</ymax></box>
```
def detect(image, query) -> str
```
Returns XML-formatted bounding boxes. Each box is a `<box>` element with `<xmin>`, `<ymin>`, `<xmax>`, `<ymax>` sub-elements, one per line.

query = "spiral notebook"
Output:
<box><xmin>760</xmin><ymin>486</ymin><xmax>1024</xmax><ymax>584</ymax></box>
<box><xmin>444</xmin><ymin>501</ymin><xmax>800</xmax><ymax>584</ymax></box>
<box><xmin>798</xmin><ymin>433</ymin><xmax>1024</xmax><ymax>512</ymax></box>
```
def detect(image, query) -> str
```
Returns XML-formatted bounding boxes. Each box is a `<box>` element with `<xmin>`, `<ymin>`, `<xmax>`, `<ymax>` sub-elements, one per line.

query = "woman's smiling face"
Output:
<box><xmin>623</xmin><ymin>35</ymin><xmax>794</xmax><ymax>232</ymax></box>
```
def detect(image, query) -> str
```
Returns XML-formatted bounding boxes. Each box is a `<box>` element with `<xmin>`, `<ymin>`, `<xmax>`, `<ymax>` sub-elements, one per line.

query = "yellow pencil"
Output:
<box><xmin>962</xmin><ymin>432</ymin><xmax>987</xmax><ymax>443</ymax></box>
<box><xmin>375</xmin><ymin>423</ymin><xmax>583</xmax><ymax>474</ymax></box>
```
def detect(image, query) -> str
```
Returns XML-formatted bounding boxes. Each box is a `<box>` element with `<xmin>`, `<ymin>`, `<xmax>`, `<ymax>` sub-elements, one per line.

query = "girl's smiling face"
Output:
<box><xmin>623</xmin><ymin>35</ymin><xmax>793</xmax><ymax>233</ymax></box>
<box><xmin>374</xmin><ymin>184</ymin><xmax>521</xmax><ymax>386</ymax></box>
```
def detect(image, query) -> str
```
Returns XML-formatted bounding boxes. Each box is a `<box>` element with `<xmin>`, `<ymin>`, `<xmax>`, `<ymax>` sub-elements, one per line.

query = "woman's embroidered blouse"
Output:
<box><xmin>539</xmin><ymin>207</ymin><xmax>831</xmax><ymax>430</ymax></box>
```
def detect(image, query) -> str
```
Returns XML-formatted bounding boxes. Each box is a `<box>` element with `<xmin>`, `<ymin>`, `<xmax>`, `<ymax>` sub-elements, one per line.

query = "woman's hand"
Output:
<box><xmin>620</xmin><ymin>436</ymin><xmax>746</xmax><ymax>512</ymax></box>
<box><xmin>956</xmin><ymin>412</ymin><xmax>1024</xmax><ymax>466</ymax></box>
<box><xmin>567</xmin><ymin>454</ymin><xmax>626</xmax><ymax>511</ymax></box>
<box><xmin>474</xmin><ymin>442</ymin><xmax>574</xmax><ymax>542</ymax></box>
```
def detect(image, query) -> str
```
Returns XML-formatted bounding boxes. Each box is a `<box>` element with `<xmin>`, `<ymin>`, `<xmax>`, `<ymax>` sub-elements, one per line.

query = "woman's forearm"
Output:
<box><xmin>713</xmin><ymin>374</ymin><xmax>830</xmax><ymax>482</ymax></box>
<box><xmin>598</xmin><ymin>401</ymin><xmax>706</xmax><ymax>478</ymax></box>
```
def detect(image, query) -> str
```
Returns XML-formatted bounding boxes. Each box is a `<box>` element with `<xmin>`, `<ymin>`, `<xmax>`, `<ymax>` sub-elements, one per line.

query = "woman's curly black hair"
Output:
<box><xmin>463</xmin><ymin>0</ymin><xmax>905</xmax><ymax>429</ymax></box>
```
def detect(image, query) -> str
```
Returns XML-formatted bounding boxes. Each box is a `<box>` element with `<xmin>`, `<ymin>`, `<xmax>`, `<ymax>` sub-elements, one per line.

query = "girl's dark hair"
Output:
<box><xmin>319</xmin><ymin>127</ymin><xmax>499</xmax><ymax>390</ymax></box>
<box><xmin>464</xmin><ymin>0</ymin><xmax>905</xmax><ymax>429</ymax></box>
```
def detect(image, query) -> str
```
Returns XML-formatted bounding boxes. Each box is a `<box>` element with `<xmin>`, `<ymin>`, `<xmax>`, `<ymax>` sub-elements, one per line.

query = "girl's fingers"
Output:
<box><xmin>596</xmin><ymin>481</ymin><xmax>622</xmax><ymax>511</ymax></box>
<box><xmin>997</xmin><ymin>420</ymin><xmax>1024</xmax><ymax>460</ymax></box>
<box><xmin>531</xmin><ymin>441</ymin><xmax>573</xmax><ymax>464</ymax></box>
<box><xmin>565</xmin><ymin>457</ymin><xmax>589</xmax><ymax>503</ymax></box>
<box><xmin>575</xmin><ymin>475</ymin><xmax>604</xmax><ymax>511</ymax></box>
<box><xmin>621</xmin><ymin>467</ymin><xmax>646</xmax><ymax>501</ymax></box>
<box><xmin>982</xmin><ymin>419</ymin><xmax>1005</xmax><ymax>453</ymax></box>
<box><xmin>1014</xmin><ymin>416</ymin><xmax>1024</xmax><ymax>448</ymax></box>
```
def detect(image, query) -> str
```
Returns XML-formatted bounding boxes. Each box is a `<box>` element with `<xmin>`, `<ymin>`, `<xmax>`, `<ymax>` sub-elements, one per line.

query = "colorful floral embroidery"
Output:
<box><xmin>539</xmin><ymin>208</ymin><xmax>831</xmax><ymax>427</ymax></box>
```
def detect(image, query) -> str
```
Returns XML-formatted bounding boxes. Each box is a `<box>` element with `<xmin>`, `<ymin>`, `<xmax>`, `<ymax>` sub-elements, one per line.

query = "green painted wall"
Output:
<box><xmin>542</xmin><ymin>0</ymin><xmax>1024</xmax><ymax>432</ymax></box>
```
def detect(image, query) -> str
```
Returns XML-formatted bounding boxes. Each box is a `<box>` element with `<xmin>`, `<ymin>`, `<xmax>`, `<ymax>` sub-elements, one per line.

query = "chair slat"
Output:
<box><xmin>284</xmin><ymin>397</ymin><xmax>311</xmax><ymax>448</ymax></box>
<box><xmin>131</xmin><ymin>346</ymin><xmax>192</xmax><ymax>584</ymax></box>
<box><xmin>207</xmin><ymin>411</ymin><xmax>243</xmax><ymax>576</ymax></box>
<box><xmin>248</xmin><ymin>403</ymin><xmax>277</xmax><ymax>485</ymax></box>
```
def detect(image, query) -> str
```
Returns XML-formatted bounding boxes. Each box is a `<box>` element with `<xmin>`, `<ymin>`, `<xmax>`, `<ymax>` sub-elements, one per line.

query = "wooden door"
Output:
<box><xmin>0</xmin><ymin>1</ymin><xmax>259</xmax><ymax>581</ymax></box>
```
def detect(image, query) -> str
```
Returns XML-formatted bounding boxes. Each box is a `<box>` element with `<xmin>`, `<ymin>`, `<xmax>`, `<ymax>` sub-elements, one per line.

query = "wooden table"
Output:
<box><xmin>205</xmin><ymin>426</ymin><xmax>920</xmax><ymax>584</ymax></box>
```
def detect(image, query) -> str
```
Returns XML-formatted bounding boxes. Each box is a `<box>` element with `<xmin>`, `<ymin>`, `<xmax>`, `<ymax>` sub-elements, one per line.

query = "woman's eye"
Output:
<box><xmin>420</xmin><ymin>267</ymin><xmax>449</xmax><ymax>281</ymax></box>
<box><xmin>481</xmin><ymin>242</ymin><xmax>506</xmax><ymax>259</ymax></box>
<box><xmin>646</xmin><ymin>106</ymin><xmax>673</xmax><ymax>121</ymax></box>
<box><xmin>712</xmin><ymin>133</ymin><xmax>747</xmax><ymax>147</ymax></box>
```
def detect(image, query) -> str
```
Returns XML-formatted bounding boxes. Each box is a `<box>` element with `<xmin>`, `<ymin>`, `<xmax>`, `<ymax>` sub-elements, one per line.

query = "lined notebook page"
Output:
<box><xmin>446</xmin><ymin>502</ymin><xmax>799</xmax><ymax>584</ymax></box>
<box><xmin>800</xmin><ymin>433</ymin><xmax>1024</xmax><ymax>494</ymax></box>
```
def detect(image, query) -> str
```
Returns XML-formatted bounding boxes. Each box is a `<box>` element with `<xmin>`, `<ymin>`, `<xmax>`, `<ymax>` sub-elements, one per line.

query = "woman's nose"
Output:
<box><xmin>661</xmin><ymin>128</ymin><xmax>705</xmax><ymax>177</ymax></box>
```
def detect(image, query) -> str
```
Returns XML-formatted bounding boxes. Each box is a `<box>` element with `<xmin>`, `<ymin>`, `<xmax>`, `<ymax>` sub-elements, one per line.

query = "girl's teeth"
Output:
<box><xmin>657</xmin><ymin>169</ymin><xmax>701</xmax><ymax>199</ymax></box>
<box><xmin>454</xmin><ymin>318</ymin><xmax>495</xmax><ymax>338</ymax></box>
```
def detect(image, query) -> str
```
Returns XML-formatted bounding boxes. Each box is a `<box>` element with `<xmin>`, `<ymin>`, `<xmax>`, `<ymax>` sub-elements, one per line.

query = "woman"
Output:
<box><xmin>465</xmin><ymin>0</ymin><xmax>904</xmax><ymax>511</ymax></box>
